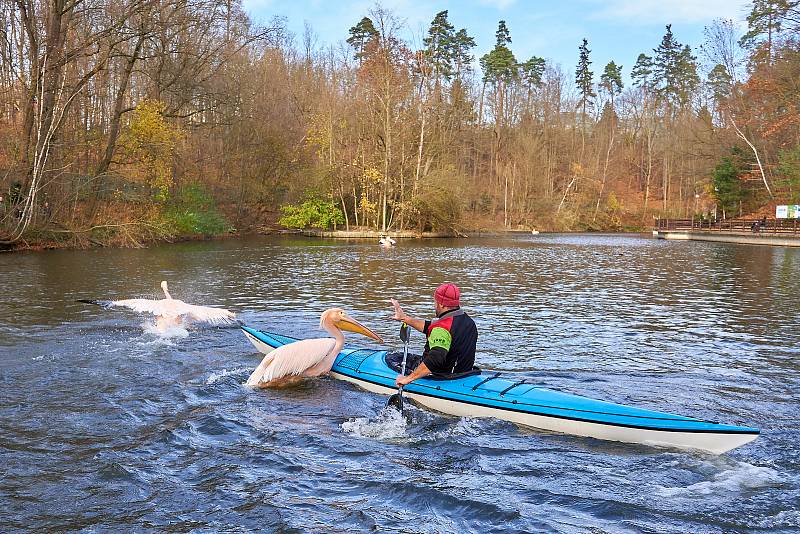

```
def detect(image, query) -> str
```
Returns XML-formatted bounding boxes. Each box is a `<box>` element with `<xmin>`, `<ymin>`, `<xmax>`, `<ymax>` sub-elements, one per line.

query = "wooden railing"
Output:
<box><xmin>656</xmin><ymin>218</ymin><xmax>800</xmax><ymax>235</ymax></box>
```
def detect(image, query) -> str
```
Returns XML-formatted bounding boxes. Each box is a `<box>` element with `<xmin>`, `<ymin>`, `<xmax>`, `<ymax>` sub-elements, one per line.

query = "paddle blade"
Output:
<box><xmin>387</xmin><ymin>392</ymin><xmax>404</xmax><ymax>413</ymax></box>
<box><xmin>399</xmin><ymin>322</ymin><xmax>410</xmax><ymax>343</ymax></box>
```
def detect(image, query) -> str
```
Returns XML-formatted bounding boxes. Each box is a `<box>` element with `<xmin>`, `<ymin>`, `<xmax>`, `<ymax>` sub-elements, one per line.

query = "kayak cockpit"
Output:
<box><xmin>384</xmin><ymin>350</ymin><xmax>481</xmax><ymax>380</ymax></box>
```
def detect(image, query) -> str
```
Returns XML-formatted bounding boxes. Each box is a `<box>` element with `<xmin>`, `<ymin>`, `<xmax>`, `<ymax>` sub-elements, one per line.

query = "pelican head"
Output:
<box><xmin>321</xmin><ymin>308</ymin><xmax>383</xmax><ymax>343</ymax></box>
<box><xmin>161</xmin><ymin>280</ymin><xmax>172</xmax><ymax>299</ymax></box>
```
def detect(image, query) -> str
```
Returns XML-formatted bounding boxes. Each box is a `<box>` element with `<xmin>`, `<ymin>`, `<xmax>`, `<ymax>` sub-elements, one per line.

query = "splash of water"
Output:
<box><xmin>141</xmin><ymin>321</ymin><xmax>189</xmax><ymax>339</ymax></box>
<box><xmin>206</xmin><ymin>367</ymin><xmax>252</xmax><ymax>385</ymax></box>
<box><xmin>341</xmin><ymin>407</ymin><xmax>408</xmax><ymax>440</ymax></box>
<box><xmin>656</xmin><ymin>461</ymin><xmax>784</xmax><ymax>497</ymax></box>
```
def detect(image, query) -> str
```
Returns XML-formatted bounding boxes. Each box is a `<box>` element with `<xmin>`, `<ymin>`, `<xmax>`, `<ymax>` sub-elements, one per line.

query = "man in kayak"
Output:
<box><xmin>390</xmin><ymin>283</ymin><xmax>478</xmax><ymax>386</ymax></box>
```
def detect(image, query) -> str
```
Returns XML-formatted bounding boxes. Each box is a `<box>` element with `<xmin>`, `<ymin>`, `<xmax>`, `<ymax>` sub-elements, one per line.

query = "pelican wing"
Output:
<box><xmin>110</xmin><ymin>298</ymin><xmax>170</xmax><ymax>315</ymax></box>
<box><xmin>247</xmin><ymin>338</ymin><xmax>336</xmax><ymax>385</ymax></box>
<box><xmin>179</xmin><ymin>303</ymin><xmax>236</xmax><ymax>325</ymax></box>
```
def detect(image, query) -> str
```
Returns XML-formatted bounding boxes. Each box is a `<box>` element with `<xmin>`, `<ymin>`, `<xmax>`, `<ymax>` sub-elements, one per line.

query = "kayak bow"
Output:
<box><xmin>241</xmin><ymin>325</ymin><xmax>759</xmax><ymax>454</ymax></box>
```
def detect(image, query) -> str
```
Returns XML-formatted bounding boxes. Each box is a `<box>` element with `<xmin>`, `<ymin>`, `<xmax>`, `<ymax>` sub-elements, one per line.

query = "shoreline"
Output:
<box><xmin>1</xmin><ymin>227</ymin><xmax>648</xmax><ymax>254</ymax></box>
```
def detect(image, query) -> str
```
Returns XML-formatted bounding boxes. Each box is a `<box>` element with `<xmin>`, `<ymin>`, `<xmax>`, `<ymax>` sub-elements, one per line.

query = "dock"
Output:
<box><xmin>654</xmin><ymin>218</ymin><xmax>800</xmax><ymax>247</ymax></box>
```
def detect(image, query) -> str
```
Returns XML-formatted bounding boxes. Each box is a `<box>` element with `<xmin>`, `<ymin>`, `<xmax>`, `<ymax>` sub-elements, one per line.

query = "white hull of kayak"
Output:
<box><xmin>330</xmin><ymin>371</ymin><xmax>758</xmax><ymax>454</ymax></box>
<box><xmin>244</xmin><ymin>330</ymin><xmax>275</xmax><ymax>355</ymax></box>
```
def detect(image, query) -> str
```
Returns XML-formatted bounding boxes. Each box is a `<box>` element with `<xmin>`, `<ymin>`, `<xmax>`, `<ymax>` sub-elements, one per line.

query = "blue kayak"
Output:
<box><xmin>241</xmin><ymin>326</ymin><xmax>759</xmax><ymax>454</ymax></box>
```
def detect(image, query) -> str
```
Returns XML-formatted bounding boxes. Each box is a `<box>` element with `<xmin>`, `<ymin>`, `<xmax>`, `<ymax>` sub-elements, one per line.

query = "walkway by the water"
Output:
<box><xmin>655</xmin><ymin>218</ymin><xmax>800</xmax><ymax>247</ymax></box>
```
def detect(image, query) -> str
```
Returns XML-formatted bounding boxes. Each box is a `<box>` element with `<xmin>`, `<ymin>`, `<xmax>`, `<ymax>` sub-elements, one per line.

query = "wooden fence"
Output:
<box><xmin>656</xmin><ymin>218</ymin><xmax>800</xmax><ymax>235</ymax></box>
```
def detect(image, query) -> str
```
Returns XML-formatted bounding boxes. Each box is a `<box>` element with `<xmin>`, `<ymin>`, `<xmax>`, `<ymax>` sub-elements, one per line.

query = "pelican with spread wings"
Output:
<box><xmin>78</xmin><ymin>280</ymin><xmax>236</xmax><ymax>331</ymax></box>
<box><xmin>246</xmin><ymin>308</ymin><xmax>383</xmax><ymax>387</ymax></box>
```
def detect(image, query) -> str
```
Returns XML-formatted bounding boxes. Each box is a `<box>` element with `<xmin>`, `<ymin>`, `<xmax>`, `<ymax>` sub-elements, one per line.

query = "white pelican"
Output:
<box><xmin>246</xmin><ymin>308</ymin><xmax>383</xmax><ymax>387</ymax></box>
<box><xmin>78</xmin><ymin>280</ymin><xmax>236</xmax><ymax>332</ymax></box>
<box><xmin>379</xmin><ymin>235</ymin><xmax>396</xmax><ymax>247</ymax></box>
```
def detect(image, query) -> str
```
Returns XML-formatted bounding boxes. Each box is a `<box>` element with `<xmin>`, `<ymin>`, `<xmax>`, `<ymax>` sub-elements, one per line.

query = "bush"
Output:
<box><xmin>279</xmin><ymin>197</ymin><xmax>344</xmax><ymax>230</ymax></box>
<box><xmin>160</xmin><ymin>182</ymin><xmax>230</xmax><ymax>236</ymax></box>
<box><xmin>410</xmin><ymin>184</ymin><xmax>462</xmax><ymax>232</ymax></box>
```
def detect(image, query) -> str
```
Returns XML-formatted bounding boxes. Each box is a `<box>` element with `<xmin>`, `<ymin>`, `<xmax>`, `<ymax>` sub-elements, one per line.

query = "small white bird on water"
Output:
<box><xmin>246</xmin><ymin>308</ymin><xmax>383</xmax><ymax>387</ymax></box>
<box><xmin>379</xmin><ymin>235</ymin><xmax>396</xmax><ymax>248</ymax></box>
<box><xmin>78</xmin><ymin>280</ymin><xmax>236</xmax><ymax>332</ymax></box>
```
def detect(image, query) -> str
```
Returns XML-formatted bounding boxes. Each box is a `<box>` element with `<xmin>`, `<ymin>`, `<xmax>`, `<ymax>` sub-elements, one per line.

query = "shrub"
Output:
<box><xmin>279</xmin><ymin>197</ymin><xmax>344</xmax><ymax>230</ymax></box>
<box><xmin>160</xmin><ymin>182</ymin><xmax>230</xmax><ymax>236</ymax></box>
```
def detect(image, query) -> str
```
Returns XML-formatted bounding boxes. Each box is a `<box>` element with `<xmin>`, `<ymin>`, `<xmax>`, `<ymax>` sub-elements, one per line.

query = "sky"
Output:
<box><xmin>241</xmin><ymin>0</ymin><xmax>754</xmax><ymax>84</ymax></box>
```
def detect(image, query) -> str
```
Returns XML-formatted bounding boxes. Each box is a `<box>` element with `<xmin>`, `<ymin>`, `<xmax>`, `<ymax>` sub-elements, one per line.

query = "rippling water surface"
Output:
<box><xmin>1</xmin><ymin>234</ymin><xmax>799</xmax><ymax>532</ymax></box>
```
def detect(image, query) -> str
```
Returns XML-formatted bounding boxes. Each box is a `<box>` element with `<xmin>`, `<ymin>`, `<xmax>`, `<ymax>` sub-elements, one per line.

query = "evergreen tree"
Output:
<box><xmin>520</xmin><ymin>56</ymin><xmax>546</xmax><ymax>89</ymax></box>
<box><xmin>712</xmin><ymin>151</ymin><xmax>745</xmax><ymax>218</ymax></box>
<box><xmin>496</xmin><ymin>20</ymin><xmax>511</xmax><ymax>46</ymax></box>
<box><xmin>675</xmin><ymin>45</ymin><xmax>700</xmax><ymax>108</ymax></box>
<box><xmin>451</xmin><ymin>28</ymin><xmax>476</xmax><ymax>80</ymax></box>
<box><xmin>347</xmin><ymin>17</ymin><xmax>379</xmax><ymax>62</ymax></box>
<box><xmin>424</xmin><ymin>11</ymin><xmax>456</xmax><ymax>80</ymax></box>
<box><xmin>480</xmin><ymin>20</ymin><xmax>518</xmax><ymax>83</ymax></box>
<box><xmin>708</xmin><ymin>63</ymin><xmax>734</xmax><ymax>104</ymax></box>
<box><xmin>653</xmin><ymin>25</ymin><xmax>699</xmax><ymax>110</ymax></box>
<box><xmin>631</xmin><ymin>53</ymin><xmax>654</xmax><ymax>89</ymax></box>
<box><xmin>739</xmin><ymin>0</ymin><xmax>794</xmax><ymax>62</ymax></box>
<box><xmin>575</xmin><ymin>38</ymin><xmax>595</xmax><ymax>122</ymax></box>
<box><xmin>654</xmin><ymin>24</ymin><xmax>681</xmax><ymax>104</ymax></box>
<box><xmin>600</xmin><ymin>61</ymin><xmax>623</xmax><ymax>101</ymax></box>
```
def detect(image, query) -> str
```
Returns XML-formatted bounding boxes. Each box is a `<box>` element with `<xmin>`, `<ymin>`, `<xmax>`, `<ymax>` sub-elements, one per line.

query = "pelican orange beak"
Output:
<box><xmin>336</xmin><ymin>314</ymin><xmax>384</xmax><ymax>344</ymax></box>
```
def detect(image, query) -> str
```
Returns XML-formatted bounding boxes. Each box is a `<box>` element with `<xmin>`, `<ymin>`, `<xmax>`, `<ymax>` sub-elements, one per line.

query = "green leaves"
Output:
<box><xmin>161</xmin><ymin>183</ymin><xmax>230</xmax><ymax>237</ymax></box>
<box><xmin>279</xmin><ymin>196</ymin><xmax>345</xmax><ymax>230</ymax></box>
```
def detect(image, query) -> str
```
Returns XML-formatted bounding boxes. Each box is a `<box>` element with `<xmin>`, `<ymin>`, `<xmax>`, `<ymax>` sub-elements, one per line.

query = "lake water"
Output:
<box><xmin>1</xmin><ymin>234</ymin><xmax>798</xmax><ymax>532</ymax></box>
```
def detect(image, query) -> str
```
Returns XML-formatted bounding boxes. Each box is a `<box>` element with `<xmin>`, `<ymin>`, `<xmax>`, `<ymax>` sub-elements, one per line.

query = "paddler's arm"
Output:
<box><xmin>395</xmin><ymin>327</ymin><xmax>451</xmax><ymax>386</ymax></box>
<box><xmin>396</xmin><ymin>361</ymin><xmax>431</xmax><ymax>386</ymax></box>
<box><xmin>390</xmin><ymin>298</ymin><xmax>426</xmax><ymax>333</ymax></box>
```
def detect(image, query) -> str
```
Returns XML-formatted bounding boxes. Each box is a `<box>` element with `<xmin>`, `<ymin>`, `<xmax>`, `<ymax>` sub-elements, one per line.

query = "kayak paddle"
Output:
<box><xmin>387</xmin><ymin>322</ymin><xmax>410</xmax><ymax>413</ymax></box>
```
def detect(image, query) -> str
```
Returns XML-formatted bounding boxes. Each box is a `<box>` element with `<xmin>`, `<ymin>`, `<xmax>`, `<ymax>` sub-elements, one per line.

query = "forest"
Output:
<box><xmin>0</xmin><ymin>0</ymin><xmax>798</xmax><ymax>247</ymax></box>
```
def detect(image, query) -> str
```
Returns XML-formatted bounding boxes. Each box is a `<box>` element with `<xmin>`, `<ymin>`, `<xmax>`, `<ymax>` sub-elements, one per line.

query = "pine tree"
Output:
<box><xmin>520</xmin><ymin>56</ymin><xmax>546</xmax><ymax>89</ymax></box>
<box><xmin>708</xmin><ymin>64</ymin><xmax>733</xmax><ymax>101</ymax></box>
<box><xmin>424</xmin><ymin>11</ymin><xmax>456</xmax><ymax>81</ymax></box>
<box><xmin>600</xmin><ymin>61</ymin><xmax>623</xmax><ymax>101</ymax></box>
<box><xmin>707</xmin><ymin>63</ymin><xmax>733</xmax><ymax>120</ymax></box>
<box><xmin>575</xmin><ymin>38</ymin><xmax>595</xmax><ymax>127</ymax></box>
<box><xmin>654</xmin><ymin>25</ymin><xmax>681</xmax><ymax>104</ymax></box>
<box><xmin>451</xmin><ymin>29</ymin><xmax>476</xmax><ymax>80</ymax></box>
<box><xmin>631</xmin><ymin>53</ymin><xmax>654</xmax><ymax>89</ymax></box>
<box><xmin>653</xmin><ymin>25</ymin><xmax>698</xmax><ymax>110</ymax></box>
<box><xmin>347</xmin><ymin>17</ymin><xmax>379</xmax><ymax>62</ymax></box>
<box><xmin>739</xmin><ymin>0</ymin><xmax>794</xmax><ymax>62</ymax></box>
<box><xmin>479</xmin><ymin>20</ymin><xmax>518</xmax><ymax>83</ymax></box>
<box><xmin>675</xmin><ymin>45</ymin><xmax>700</xmax><ymax>108</ymax></box>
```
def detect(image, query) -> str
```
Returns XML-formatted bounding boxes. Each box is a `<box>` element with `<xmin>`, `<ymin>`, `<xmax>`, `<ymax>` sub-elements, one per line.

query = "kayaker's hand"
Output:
<box><xmin>395</xmin><ymin>374</ymin><xmax>413</xmax><ymax>387</ymax></box>
<box><xmin>390</xmin><ymin>299</ymin><xmax>406</xmax><ymax>322</ymax></box>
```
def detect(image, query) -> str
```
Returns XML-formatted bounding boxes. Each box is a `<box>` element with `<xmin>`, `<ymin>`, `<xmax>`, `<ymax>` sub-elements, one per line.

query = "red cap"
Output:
<box><xmin>434</xmin><ymin>283</ymin><xmax>460</xmax><ymax>307</ymax></box>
